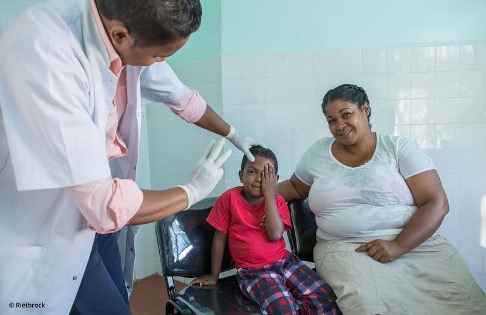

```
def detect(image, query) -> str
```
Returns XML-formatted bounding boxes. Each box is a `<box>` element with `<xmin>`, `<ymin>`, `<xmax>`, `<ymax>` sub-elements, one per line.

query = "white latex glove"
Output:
<box><xmin>178</xmin><ymin>138</ymin><xmax>232</xmax><ymax>209</ymax></box>
<box><xmin>225</xmin><ymin>126</ymin><xmax>266</xmax><ymax>162</ymax></box>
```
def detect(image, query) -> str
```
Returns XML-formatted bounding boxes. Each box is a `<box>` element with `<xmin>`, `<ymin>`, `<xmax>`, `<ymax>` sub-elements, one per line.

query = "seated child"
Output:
<box><xmin>190</xmin><ymin>145</ymin><xmax>341</xmax><ymax>315</ymax></box>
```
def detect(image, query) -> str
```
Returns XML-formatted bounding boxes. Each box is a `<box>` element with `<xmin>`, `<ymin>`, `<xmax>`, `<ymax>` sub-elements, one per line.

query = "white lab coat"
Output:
<box><xmin>0</xmin><ymin>0</ymin><xmax>199</xmax><ymax>314</ymax></box>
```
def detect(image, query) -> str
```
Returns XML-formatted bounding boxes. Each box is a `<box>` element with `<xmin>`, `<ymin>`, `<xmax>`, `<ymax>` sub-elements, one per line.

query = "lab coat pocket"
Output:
<box><xmin>0</xmin><ymin>244</ymin><xmax>47</xmax><ymax>299</ymax></box>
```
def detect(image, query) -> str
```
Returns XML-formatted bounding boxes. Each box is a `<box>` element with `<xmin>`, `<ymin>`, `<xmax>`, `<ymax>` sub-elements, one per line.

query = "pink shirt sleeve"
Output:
<box><xmin>165</xmin><ymin>86</ymin><xmax>207</xmax><ymax>123</ymax></box>
<box><xmin>66</xmin><ymin>178</ymin><xmax>143</xmax><ymax>233</ymax></box>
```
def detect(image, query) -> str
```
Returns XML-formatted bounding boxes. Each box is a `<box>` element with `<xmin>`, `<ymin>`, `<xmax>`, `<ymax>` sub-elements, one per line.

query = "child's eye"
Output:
<box><xmin>327</xmin><ymin>119</ymin><xmax>335</xmax><ymax>125</ymax></box>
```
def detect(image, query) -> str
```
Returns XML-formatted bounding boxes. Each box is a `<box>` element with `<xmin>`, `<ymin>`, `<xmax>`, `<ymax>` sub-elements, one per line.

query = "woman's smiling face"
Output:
<box><xmin>324</xmin><ymin>99</ymin><xmax>371</xmax><ymax>146</ymax></box>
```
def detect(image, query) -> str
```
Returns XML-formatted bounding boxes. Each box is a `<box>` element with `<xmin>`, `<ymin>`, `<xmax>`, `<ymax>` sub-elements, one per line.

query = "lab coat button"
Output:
<box><xmin>73</xmin><ymin>276</ymin><xmax>78</xmax><ymax>280</ymax></box>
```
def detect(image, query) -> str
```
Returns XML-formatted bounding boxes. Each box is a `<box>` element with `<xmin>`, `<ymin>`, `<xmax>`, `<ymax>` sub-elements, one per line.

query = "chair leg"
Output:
<box><xmin>166</xmin><ymin>301</ymin><xmax>175</xmax><ymax>315</ymax></box>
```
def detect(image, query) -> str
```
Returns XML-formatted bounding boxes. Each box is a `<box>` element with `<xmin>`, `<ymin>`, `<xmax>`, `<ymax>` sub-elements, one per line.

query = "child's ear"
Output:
<box><xmin>276</xmin><ymin>174</ymin><xmax>279</xmax><ymax>181</ymax></box>
<box><xmin>238</xmin><ymin>170</ymin><xmax>243</xmax><ymax>182</ymax></box>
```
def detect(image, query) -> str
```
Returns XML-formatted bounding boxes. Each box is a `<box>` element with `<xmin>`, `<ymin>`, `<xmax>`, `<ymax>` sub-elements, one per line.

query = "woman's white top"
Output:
<box><xmin>295</xmin><ymin>134</ymin><xmax>434</xmax><ymax>241</ymax></box>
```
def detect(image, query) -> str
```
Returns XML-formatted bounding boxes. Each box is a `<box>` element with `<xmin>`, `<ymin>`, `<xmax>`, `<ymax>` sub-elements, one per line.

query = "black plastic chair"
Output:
<box><xmin>155</xmin><ymin>197</ymin><xmax>262</xmax><ymax>315</ymax></box>
<box><xmin>286</xmin><ymin>198</ymin><xmax>317</xmax><ymax>263</ymax></box>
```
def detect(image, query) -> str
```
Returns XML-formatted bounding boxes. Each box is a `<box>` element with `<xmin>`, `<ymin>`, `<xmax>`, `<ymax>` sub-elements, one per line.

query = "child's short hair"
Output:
<box><xmin>240</xmin><ymin>145</ymin><xmax>278</xmax><ymax>173</ymax></box>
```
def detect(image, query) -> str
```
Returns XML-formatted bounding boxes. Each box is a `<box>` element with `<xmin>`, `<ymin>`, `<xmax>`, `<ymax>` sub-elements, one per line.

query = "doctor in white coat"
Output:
<box><xmin>0</xmin><ymin>0</ymin><xmax>263</xmax><ymax>314</ymax></box>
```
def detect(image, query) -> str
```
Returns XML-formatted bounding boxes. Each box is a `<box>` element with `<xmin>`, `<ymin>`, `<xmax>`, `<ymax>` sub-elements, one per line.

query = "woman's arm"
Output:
<box><xmin>356</xmin><ymin>169</ymin><xmax>448</xmax><ymax>263</ymax></box>
<box><xmin>276</xmin><ymin>174</ymin><xmax>311</xmax><ymax>202</ymax></box>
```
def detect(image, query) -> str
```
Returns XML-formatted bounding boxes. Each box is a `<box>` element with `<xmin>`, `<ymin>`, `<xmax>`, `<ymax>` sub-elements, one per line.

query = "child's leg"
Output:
<box><xmin>282</xmin><ymin>254</ymin><xmax>341</xmax><ymax>315</ymax></box>
<box><xmin>237</xmin><ymin>265</ymin><xmax>299</xmax><ymax>315</ymax></box>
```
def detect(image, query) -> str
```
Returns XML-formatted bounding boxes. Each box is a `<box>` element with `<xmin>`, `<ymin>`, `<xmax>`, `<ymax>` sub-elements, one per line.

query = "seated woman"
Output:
<box><xmin>277</xmin><ymin>84</ymin><xmax>486</xmax><ymax>314</ymax></box>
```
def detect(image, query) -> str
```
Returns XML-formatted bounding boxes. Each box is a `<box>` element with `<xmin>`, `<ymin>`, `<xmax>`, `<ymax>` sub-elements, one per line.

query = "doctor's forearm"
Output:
<box><xmin>194</xmin><ymin>105</ymin><xmax>231</xmax><ymax>137</ymax></box>
<box><xmin>127</xmin><ymin>187</ymin><xmax>188</xmax><ymax>225</ymax></box>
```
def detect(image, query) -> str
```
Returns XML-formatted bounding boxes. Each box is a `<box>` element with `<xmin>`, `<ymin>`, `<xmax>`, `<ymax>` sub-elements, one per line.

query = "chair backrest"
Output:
<box><xmin>155</xmin><ymin>197</ymin><xmax>234</xmax><ymax>278</ymax></box>
<box><xmin>287</xmin><ymin>198</ymin><xmax>317</xmax><ymax>262</ymax></box>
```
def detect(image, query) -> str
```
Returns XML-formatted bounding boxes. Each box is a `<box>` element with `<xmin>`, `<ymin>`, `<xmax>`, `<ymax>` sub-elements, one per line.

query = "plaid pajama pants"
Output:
<box><xmin>236</xmin><ymin>253</ymin><xmax>341</xmax><ymax>315</ymax></box>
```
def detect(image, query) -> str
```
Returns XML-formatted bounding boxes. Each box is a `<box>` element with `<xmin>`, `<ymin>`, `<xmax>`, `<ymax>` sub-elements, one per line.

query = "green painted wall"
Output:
<box><xmin>168</xmin><ymin>0</ymin><xmax>222</xmax><ymax>66</ymax></box>
<box><xmin>170</xmin><ymin>0</ymin><xmax>486</xmax><ymax>66</ymax></box>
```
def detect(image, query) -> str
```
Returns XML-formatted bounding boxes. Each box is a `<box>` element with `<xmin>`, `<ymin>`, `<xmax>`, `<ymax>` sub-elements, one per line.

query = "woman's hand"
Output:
<box><xmin>355</xmin><ymin>239</ymin><xmax>406</xmax><ymax>263</ymax></box>
<box><xmin>190</xmin><ymin>274</ymin><xmax>219</xmax><ymax>287</ymax></box>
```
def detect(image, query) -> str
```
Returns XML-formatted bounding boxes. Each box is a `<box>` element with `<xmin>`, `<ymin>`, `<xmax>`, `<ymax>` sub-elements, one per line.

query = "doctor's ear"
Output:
<box><xmin>109</xmin><ymin>24</ymin><xmax>131</xmax><ymax>46</ymax></box>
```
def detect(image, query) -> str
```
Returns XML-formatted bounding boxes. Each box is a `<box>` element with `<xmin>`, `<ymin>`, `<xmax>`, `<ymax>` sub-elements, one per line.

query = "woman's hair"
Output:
<box><xmin>96</xmin><ymin>0</ymin><xmax>202</xmax><ymax>47</ymax></box>
<box><xmin>241</xmin><ymin>145</ymin><xmax>278</xmax><ymax>174</ymax></box>
<box><xmin>321</xmin><ymin>84</ymin><xmax>372</xmax><ymax>126</ymax></box>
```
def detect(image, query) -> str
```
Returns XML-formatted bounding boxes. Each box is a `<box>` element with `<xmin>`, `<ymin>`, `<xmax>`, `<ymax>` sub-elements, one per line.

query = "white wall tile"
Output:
<box><xmin>387</xmin><ymin>73</ymin><xmax>411</xmax><ymax>99</ymax></box>
<box><xmin>459</xmin><ymin>174</ymin><xmax>486</xmax><ymax>201</ymax></box>
<box><xmin>459</xmin><ymin>227</ymin><xmax>484</xmax><ymax>250</ymax></box>
<box><xmin>221</xmin><ymin>55</ymin><xmax>241</xmax><ymax>80</ymax></box>
<box><xmin>289</xmin><ymin>52</ymin><xmax>314</xmax><ymax>76</ymax></box>
<box><xmin>387</xmin><ymin>47</ymin><xmax>411</xmax><ymax>73</ymax></box>
<box><xmin>436</xmin><ymin>46</ymin><xmax>461</xmax><ymax>71</ymax></box>
<box><xmin>411</xmin><ymin>99</ymin><xmax>436</xmax><ymax>124</ymax></box>
<box><xmin>290</xmin><ymin>128</ymin><xmax>314</xmax><ymax>152</ymax></box>
<box><xmin>312</xmin><ymin>75</ymin><xmax>339</xmax><ymax>102</ymax></box>
<box><xmin>411</xmin><ymin>125</ymin><xmax>436</xmax><ymax>149</ymax></box>
<box><xmin>460</xmin><ymin>200</ymin><xmax>484</xmax><ymax>226</ymax></box>
<box><xmin>289</xmin><ymin>102</ymin><xmax>315</xmax><ymax>130</ymax></box>
<box><xmin>312</xmin><ymin>51</ymin><xmax>338</xmax><ymax>75</ymax></box>
<box><xmin>461</xmin><ymin>45</ymin><xmax>486</xmax><ymax>71</ymax></box>
<box><xmin>461</xmin><ymin>98</ymin><xmax>486</xmax><ymax>123</ymax></box>
<box><xmin>264</xmin><ymin>53</ymin><xmax>289</xmax><ymax>77</ymax></box>
<box><xmin>369</xmin><ymin>99</ymin><xmax>389</xmax><ymax>127</ymax></box>
<box><xmin>223</xmin><ymin>105</ymin><xmax>242</xmax><ymax>130</ymax></box>
<box><xmin>435</xmin><ymin>151</ymin><xmax>461</xmax><ymax>175</ymax></box>
<box><xmin>337</xmin><ymin>49</ymin><xmax>361</xmax><ymax>73</ymax></box>
<box><xmin>393</xmin><ymin>124</ymin><xmax>411</xmax><ymax>138</ymax></box>
<box><xmin>460</xmin><ymin>71</ymin><xmax>486</xmax><ymax>97</ymax></box>
<box><xmin>240</xmin><ymin>79</ymin><xmax>265</xmax><ymax>104</ymax></box>
<box><xmin>389</xmin><ymin>99</ymin><xmax>411</xmax><ymax>125</ymax></box>
<box><xmin>337</xmin><ymin>73</ymin><xmax>361</xmax><ymax>86</ymax></box>
<box><xmin>205</xmin><ymin>57</ymin><xmax>222</xmax><ymax>82</ymax></box>
<box><xmin>411</xmin><ymin>72</ymin><xmax>436</xmax><ymax>99</ymax></box>
<box><xmin>266</xmin><ymin>102</ymin><xmax>291</xmax><ymax>130</ymax></box>
<box><xmin>266</xmin><ymin>128</ymin><xmax>291</xmax><ymax>154</ymax></box>
<box><xmin>289</xmin><ymin>76</ymin><xmax>314</xmax><ymax>102</ymax></box>
<box><xmin>461</xmin><ymin>150</ymin><xmax>486</xmax><ymax>175</ymax></box>
<box><xmin>240</xmin><ymin>54</ymin><xmax>264</xmax><ymax>79</ymax></box>
<box><xmin>436</xmin><ymin>98</ymin><xmax>461</xmax><ymax>124</ymax></box>
<box><xmin>411</xmin><ymin>46</ymin><xmax>436</xmax><ymax>72</ymax></box>
<box><xmin>361</xmin><ymin>74</ymin><xmax>387</xmax><ymax>100</ymax></box>
<box><xmin>460</xmin><ymin>124</ymin><xmax>486</xmax><ymax>149</ymax></box>
<box><xmin>361</xmin><ymin>48</ymin><xmax>386</xmax><ymax>74</ymax></box>
<box><xmin>436</xmin><ymin>124</ymin><xmax>461</xmax><ymax>150</ymax></box>
<box><xmin>436</xmin><ymin>72</ymin><xmax>461</xmax><ymax>98</ymax></box>
<box><xmin>222</xmin><ymin>80</ymin><xmax>242</xmax><ymax>105</ymax></box>
<box><xmin>242</xmin><ymin>104</ymin><xmax>266</xmax><ymax>130</ymax></box>
<box><xmin>265</xmin><ymin>77</ymin><xmax>290</xmax><ymax>103</ymax></box>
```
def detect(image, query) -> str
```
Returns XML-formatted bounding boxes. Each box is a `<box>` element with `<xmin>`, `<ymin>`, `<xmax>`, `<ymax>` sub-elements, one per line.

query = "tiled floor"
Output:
<box><xmin>129</xmin><ymin>274</ymin><xmax>186</xmax><ymax>315</ymax></box>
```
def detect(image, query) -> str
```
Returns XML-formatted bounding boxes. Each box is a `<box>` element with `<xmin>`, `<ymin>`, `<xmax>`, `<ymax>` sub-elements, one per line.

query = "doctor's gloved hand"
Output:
<box><xmin>225</xmin><ymin>126</ymin><xmax>265</xmax><ymax>162</ymax></box>
<box><xmin>178</xmin><ymin>138</ymin><xmax>232</xmax><ymax>210</ymax></box>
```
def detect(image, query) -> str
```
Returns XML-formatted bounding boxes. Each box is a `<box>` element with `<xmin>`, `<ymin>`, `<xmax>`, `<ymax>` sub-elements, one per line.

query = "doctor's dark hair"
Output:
<box><xmin>96</xmin><ymin>0</ymin><xmax>202</xmax><ymax>47</ymax></box>
<box><xmin>321</xmin><ymin>84</ymin><xmax>372</xmax><ymax>127</ymax></box>
<box><xmin>241</xmin><ymin>146</ymin><xmax>278</xmax><ymax>174</ymax></box>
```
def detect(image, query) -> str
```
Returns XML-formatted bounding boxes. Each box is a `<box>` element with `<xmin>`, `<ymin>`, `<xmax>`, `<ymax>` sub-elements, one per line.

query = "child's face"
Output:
<box><xmin>239</xmin><ymin>155</ymin><xmax>275</xmax><ymax>199</ymax></box>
